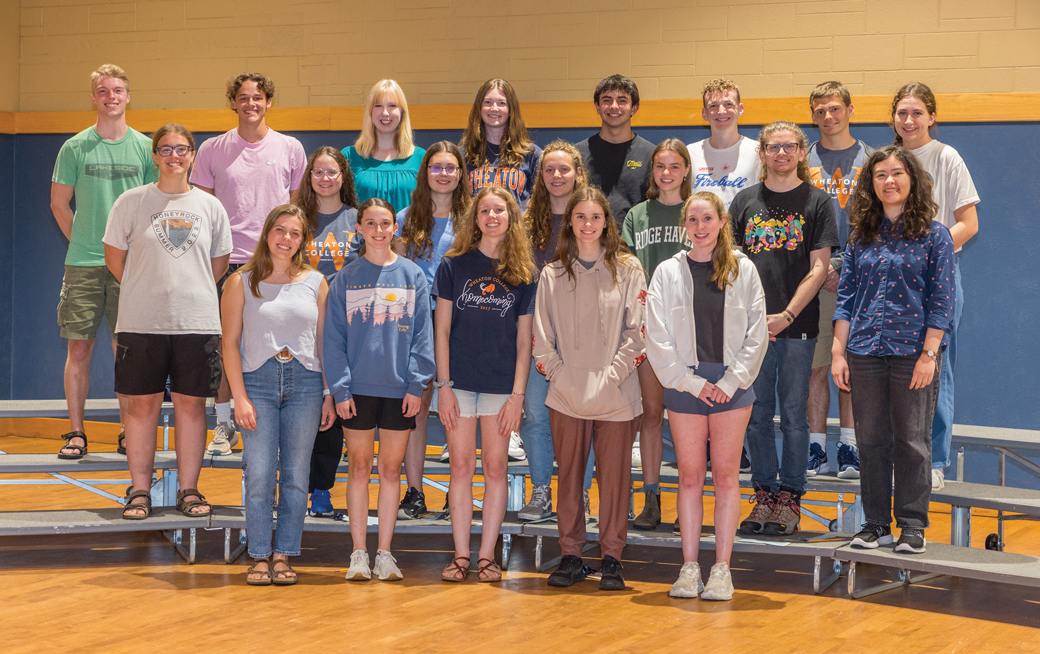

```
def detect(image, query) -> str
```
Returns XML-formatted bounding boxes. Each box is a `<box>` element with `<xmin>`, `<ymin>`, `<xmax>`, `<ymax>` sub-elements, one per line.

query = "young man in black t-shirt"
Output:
<box><xmin>576</xmin><ymin>75</ymin><xmax>655</xmax><ymax>226</ymax></box>
<box><xmin>728</xmin><ymin>121</ymin><xmax>838</xmax><ymax>536</ymax></box>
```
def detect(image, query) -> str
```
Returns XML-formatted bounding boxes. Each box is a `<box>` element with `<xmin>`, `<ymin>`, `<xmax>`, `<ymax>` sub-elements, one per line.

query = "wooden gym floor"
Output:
<box><xmin>1</xmin><ymin>428</ymin><xmax>1038</xmax><ymax>653</ymax></box>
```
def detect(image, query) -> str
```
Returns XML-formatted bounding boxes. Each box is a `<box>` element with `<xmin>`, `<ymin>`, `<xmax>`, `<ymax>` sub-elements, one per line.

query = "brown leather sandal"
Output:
<box><xmin>477</xmin><ymin>557</ymin><xmax>503</xmax><ymax>583</ymax></box>
<box><xmin>176</xmin><ymin>488</ymin><xmax>212</xmax><ymax>517</ymax></box>
<box><xmin>58</xmin><ymin>431</ymin><xmax>87</xmax><ymax>460</ymax></box>
<box><xmin>441</xmin><ymin>556</ymin><xmax>470</xmax><ymax>582</ymax></box>
<box><xmin>121</xmin><ymin>489</ymin><xmax>152</xmax><ymax>520</ymax></box>
<box><xmin>272</xmin><ymin>559</ymin><xmax>298</xmax><ymax>586</ymax></box>
<box><xmin>247</xmin><ymin>558</ymin><xmax>272</xmax><ymax>586</ymax></box>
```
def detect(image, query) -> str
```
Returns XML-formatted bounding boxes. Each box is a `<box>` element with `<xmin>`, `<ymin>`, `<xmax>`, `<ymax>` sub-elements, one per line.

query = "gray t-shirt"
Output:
<box><xmin>807</xmin><ymin>140</ymin><xmax>874</xmax><ymax>268</ymax></box>
<box><xmin>103</xmin><ymin>184</ymin><xmax>233</xmax><ymax>334</ymax></box>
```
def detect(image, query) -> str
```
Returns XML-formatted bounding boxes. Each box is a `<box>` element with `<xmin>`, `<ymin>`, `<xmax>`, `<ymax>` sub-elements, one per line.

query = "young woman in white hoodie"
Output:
<box><xmin>646</xmin><ymin>191</ymin><xmax>768</xmax><ymax>601</ymax></box>
<box><xmin>533</xmin><ymin>187</ymin><xmax>646</xmax><ymax>591</ymax></box>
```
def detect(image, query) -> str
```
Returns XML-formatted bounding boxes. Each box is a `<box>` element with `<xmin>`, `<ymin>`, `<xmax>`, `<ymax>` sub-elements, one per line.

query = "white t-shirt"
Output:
<box><xmin>189</xmin><ymin>128</ymin><xmax>306</xmax><ymax>263</ymax></box>
<box><xmin>103</xmin><ymin>184</ymin><xmax>233</xmax><ymax>334</ymax></box>
<box><xmin>909</xmin><ymin>139</ymin><xmax>980</xmax><ymax>253</ymax></box>
<box><xmin>687</xmin><ymin>135</ymin><xmax>762</xmax><ymax>208</ymax></box>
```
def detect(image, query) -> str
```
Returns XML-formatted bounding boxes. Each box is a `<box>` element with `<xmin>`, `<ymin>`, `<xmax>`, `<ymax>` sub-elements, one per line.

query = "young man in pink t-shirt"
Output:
<box><xmin>190</xmin><ymin>72</ymin><xmax>307</xmax><ymax>454</ymax></box>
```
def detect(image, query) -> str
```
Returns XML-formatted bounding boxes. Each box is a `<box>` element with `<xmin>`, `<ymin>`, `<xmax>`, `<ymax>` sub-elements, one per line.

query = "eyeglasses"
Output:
<box><xmin>763</xmin><ymin>142</ymin><xmax>801</xmax><ymax>155</ymax></box>
<box><xmin>311</xmin><ymin>169</ymin><xmax>342</xmax><ymax>179</ymax></box>
<box><xmin>430</xmin><ymin>165</ymin><xmax>459</xmax><ymax>176</ymax></box>
<box><xmin>155</xmin><ymin>145</ymin><xmax>192</xmax><ymax>157</ymax></box>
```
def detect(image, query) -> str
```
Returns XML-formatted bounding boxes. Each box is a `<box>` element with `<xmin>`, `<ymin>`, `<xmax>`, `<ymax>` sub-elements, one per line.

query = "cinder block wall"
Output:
<box><xmin>16</xmin><ymin>0</ymin><xmax>1040</xmax><ymax>112</ymax></box>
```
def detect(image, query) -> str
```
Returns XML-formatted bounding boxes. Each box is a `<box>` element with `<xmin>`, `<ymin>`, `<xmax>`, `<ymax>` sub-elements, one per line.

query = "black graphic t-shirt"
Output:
<box><xmin>433</xmin><ymin>249</ymin><xmax>537</xmax><ymax>393</ymax></box>
<box><xmin>576</xmin><ymin>133</ymin><xmax>655</xmax><ymax>224</ymax></box>
<box><xmin>729</xmin><ymin>182</ymin><xmax>838</xmax><ymax>338</ymax></box>
<box><xmin>102</xmin><ymin>184</ymin><xmax>233</xmax><ymax>335</ymax></box>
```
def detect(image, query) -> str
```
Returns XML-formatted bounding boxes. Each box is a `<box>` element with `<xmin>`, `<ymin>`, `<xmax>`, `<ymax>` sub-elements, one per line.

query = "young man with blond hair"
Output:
<box><xmin>190</xmin><ymin>73</ymin><xmax>307</xmax><ymax>455</ymax></box>
<box><xmin>687</xmin><ymin>78</ymin><xmax>761</xmax><ymax>208</ymax></box>
<box><xmin>805</xmin><ymin>81</ymin><xmax>874</xmax><ymax>480</ymax></box>
<box><xmin>51</xmin><ymin>64</ymin><xmax>156</xmax><ymax>459</ymax></box>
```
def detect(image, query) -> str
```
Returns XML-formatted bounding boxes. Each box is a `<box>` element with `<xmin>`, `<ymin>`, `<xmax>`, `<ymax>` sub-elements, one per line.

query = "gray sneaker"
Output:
<box><xmin>669</xmin><ymin>561</ymin><xmax>703</xmax><ymax>598</ymax></box>
<box><xmin>700</xmin><ymin>562</ymin><xmax>734</xmax><ymax>601</ymax></box>
<box><xmin>345</xmin><ymin>549</ymin><xmax>371</xmax><ymax>581</ymax></box>
<box><xmin>518</xmin><ymin>485</ymin><xmax>552</xmax><ymax>521</ymax></box>
<box><xmin>373</xmin><ymin>549</ymin><xmax>403</xmax><ymax>581</ymax></box>
<box><xmin>206</xmin><ymin>421</ymin><xmax>239</xmax><ymax>456</ymax></box>
<box><xmin>583</xmin><ymin>489</ymin><xmax>592</xmax><ymax>524</ymax></box>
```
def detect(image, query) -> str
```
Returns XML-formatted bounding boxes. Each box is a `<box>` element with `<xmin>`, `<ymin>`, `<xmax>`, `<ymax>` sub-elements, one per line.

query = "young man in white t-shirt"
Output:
<box><xmin>805</xmin><ymin>81</ymin><xmax>874</xmax><ymax>480</ymax></box>
<box><xmin>190</xmin><ymin>73</ymin><xmax>307</xmax><ymax>454</ymax></box>
<box><xmin>686</xmin><ymin>78</ymin><xmax>761</xmax><ymax>208</ymax></box>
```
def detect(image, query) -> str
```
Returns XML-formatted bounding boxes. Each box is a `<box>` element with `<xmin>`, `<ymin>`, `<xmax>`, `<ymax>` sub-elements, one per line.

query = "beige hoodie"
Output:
<box><xmin>533</xmin><ymin>251</ymin><xmax>646</xmax><ymax>421</ymax></box>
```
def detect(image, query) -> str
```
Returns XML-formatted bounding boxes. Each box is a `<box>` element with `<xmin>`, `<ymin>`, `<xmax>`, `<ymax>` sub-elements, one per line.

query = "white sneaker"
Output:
<box><xmin>931</xmin><ymin>468</ymin><xmax>945</xmax><ymax>490</ymax></box>
<box><xmin>440</xmin><ymin>443</ymin><xmax>449</xmax><ymax>463</ymax></box>
<box><xmin>345</xmin><ymin>549</ymin><xmax>371</xmax><ymax>581</ymax></box>
<box><xmin>700</xmin><ymin>562</ymin><xmax>734</xmax><ymax>601</ymax></box>
<box><xmin>508</xmin><ymin>431</ymin><xmax>526</xmax><ymax>461</ymax></box>
<box><xmin>669</xmin><ymin>561</ymin><xmax>703</xmax><ymax>598</ymax></box>
<box><xmin>206</xmin><ymin>422</ymin><xmax>239</xmax><ymax>456</ymax></box>
<box><xmin>373</xmin><ymin>549</ymin><xmax>403</xmax><ymax>581</ymax></box>
<box><xmin>631</xmin><ymin>440</ymin><xmax>642</xmax><ymax>469</ymax></box>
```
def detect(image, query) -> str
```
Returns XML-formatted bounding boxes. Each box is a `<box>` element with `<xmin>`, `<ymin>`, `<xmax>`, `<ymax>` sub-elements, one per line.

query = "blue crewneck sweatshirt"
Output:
<box><xmin>323</xmin><ymin>255</ymin><xmax>435</xmax><ymax>402</ymax></box>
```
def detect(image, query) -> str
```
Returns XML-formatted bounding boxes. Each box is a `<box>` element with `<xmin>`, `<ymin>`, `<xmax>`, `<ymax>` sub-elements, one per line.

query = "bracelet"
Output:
<box><xmin>434</xmin><ymin>379</ymin><xmax>454</xmax><ymax>388</ymax></box>
<box><xmin>322</xmin><ymin>388</ymin><xmax>331</xmax><ymax>396</ymax></box>
<box><xmin>511</xmin><ymin>390</ymin><xmax>525</xmax><ymax>396</ymax></box>
<box><xmin>781</xmin><ymin>310</ymin><xmax>794</xmax><ymax>324</ymax></box>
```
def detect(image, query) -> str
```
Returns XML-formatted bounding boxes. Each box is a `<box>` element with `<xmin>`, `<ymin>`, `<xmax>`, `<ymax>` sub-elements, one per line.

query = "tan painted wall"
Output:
<box><xmin>16</xmin><ymin>0</ymin><xmax>1040</xmax><ymax>112</ymax></box>
<box><xmin>1</xmin><ymin>0</ymin><xmax>18</xmax><ymax>112</ymax></box>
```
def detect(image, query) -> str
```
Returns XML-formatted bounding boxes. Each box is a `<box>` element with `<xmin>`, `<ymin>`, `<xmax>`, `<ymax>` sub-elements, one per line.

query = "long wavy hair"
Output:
<box><xmin>682</xmin><ymin>192</ymin><xmax>739</xmax><ymax>290</ymax></box>
<box><xmin>445</xmin><ymin>187</ymin><xmax>535</xmax><ymax>286</ymax></box>
<box><xmin>399</xmin><ymin>142</ymin><xmax>471</xmax><ymax>262</ymax></box>
<box><xmin>647</xmin><ymin>138</ymin><xmax>693</xmax><ymax>201</ymax></box>
<box><xmin>291</xmin><ymin>146</ymin><xmax>360</xmax><ymax>234</ymax></box>
<box><xmin>552</xmin><ymin>187</ymin><xmax>634</xmax><ymax>285</ymax></box>
<box><xmin>238</xmin><ymin>204</ymin><xmax>312</xmax><ymax>299</ymax></box>
<box><xmin>525</xmin><ymin>141</ymin><xmax>588</xmax><ymax>252</ymax></box>
<box><xmin>757</xmin><ymin>121</ymin><xmax>811</xmax><ymax>183</ymax></box>
<box><xmin>890</xmin><ymin>81</ymin><xmax>938</xmax><ymax>146</ymax></box>
<box><xmin>848</xmin><ymin>146</ymin><xmax>937</xmax><ymax>245</ymax></box>
<box><xmin>353</xmin><ymin>79</ymin><xmax>416</xmax><ymax>159</ymax></box>
<box><xmin>459</xmin><ymin>79</ymin><xmax>535</xmax><ymax>169</ymax></box>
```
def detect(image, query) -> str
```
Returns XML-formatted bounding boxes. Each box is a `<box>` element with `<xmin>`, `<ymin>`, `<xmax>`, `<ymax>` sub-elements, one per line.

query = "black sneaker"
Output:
<box><xmin>632</xmin><ymin>488</ymin><xmax>661</xmax><ymax>530</ymax></box>
<box><xmin>739</xmin><ymin>446</ymin><xmax>751</xmax><ymax>473</ymax></box>
<box><xmin>851</xmin><ymin>523</ymin><xmax>893</xmax><ymax>549</ymax></box>
<box><xmin>599</xmin><ymin>555</ymin><xmax>625</xmax><ymax>591</ymax></box>
<box><xmin>894</xmin><ymin>528</ymin><xmax>927</xmax><ymax>554</ymax></box>
<box><xmin>397</xmin><ymin>486</ymin><xmax>427</xmax><ymax>520</ymax></box>
<box><xmin>547</xmin><ymin>554</ymin><xmax>586</xmax><ymax>587</ymax></box>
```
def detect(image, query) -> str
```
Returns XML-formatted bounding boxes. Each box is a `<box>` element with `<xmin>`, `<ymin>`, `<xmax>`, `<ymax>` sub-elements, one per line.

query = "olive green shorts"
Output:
<box><xmin>813</xmin><ymin>287</ymin><xmax>837</xmax><ymax>369</ymax></box>
<box><xmin>57</xmin><ymin>265</ymin><xmax>120</xmax><ymax>340</ymax></box>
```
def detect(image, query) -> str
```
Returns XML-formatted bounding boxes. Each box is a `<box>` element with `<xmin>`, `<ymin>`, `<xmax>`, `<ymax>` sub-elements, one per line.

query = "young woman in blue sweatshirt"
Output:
<box><xmin>323</xmin><ymin>198</ymin><xmax>435</xmax><ymax>582</ymax></box>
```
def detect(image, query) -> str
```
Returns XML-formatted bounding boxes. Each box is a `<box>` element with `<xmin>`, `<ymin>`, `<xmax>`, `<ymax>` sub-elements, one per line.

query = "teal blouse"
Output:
<box><xmin>342</xmin><ymin>145</ymin><xmax>426</xmax><ymax>213</ymax></box>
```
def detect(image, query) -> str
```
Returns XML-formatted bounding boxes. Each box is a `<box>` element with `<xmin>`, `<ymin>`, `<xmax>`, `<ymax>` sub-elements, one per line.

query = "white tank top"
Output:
<box><xmin>239</xmin><ymin>270</ymin><xmax>323</xmax><ymax>373</ymax></box>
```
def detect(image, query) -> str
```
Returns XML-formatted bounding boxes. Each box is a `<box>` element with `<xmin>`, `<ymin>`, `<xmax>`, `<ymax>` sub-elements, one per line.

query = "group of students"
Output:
<box><xmin>50</xmin><ymin>65</ymin><xmax>976</xmax><ymax>598</ymax></box>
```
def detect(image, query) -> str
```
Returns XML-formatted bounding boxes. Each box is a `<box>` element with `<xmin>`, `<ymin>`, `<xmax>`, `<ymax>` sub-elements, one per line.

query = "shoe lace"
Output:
<box><xmin>749</xmin><ymin>489</ymin><xmax>773</xmax><ymax>508</ymax></box>
<box><xmin>775</xmin><ymin>492</ymin><xmax>801</xmax><ymax>517</ymax></box>
<box><xmin>351</xmin><ymin>550</ymin><xmax>368</xmax><ymax>565</ymax></box>
<box><xmin>531</xmin><ymin>485</ymin><xmax>550</xmax><ymax>506</ymax></box>
<box><xmin>707</xmin><ymin>564</ymin><xmax>728</xmax><ymax>585</ymax></box>
<box><xmin>377</xmin><ymin>550</ymin><xmax>397</xmax><ymax>564</ymax></box>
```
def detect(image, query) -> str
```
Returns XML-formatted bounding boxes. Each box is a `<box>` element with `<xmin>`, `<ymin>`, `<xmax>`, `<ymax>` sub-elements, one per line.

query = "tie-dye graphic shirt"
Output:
<box><xmin>729</xmin><ymin>182</ymin><xmax>838</xmax><ymax>338</ymax></box>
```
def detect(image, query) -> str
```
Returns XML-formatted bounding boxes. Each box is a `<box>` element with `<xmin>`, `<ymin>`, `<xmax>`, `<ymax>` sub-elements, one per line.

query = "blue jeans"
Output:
<box><xmin>522</xmin><ymin>360</ymin><xmax>593</xmax><ymax>490</ymax></box>
<box><xmin>242</xmin><ymin>358</ymin><xmax>323</xmax><ymax>558</ymax></box>
<box><xmin>746</xmin><ymin>337</ymin><xmax>815</xmax><ymax>494</ymax></box>
<box><xmin>931</xmin><ymin>256</ymin><xmax>961</xmax><ymax>470</ymax></box>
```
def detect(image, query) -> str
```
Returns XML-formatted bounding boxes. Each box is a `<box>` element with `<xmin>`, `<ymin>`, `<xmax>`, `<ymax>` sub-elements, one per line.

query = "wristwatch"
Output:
<box><xmin>922</xmin><ymin>349</ymin><xmax>937</xmax><ymax>361</ymax></box>
<box><xmin>434</xmin><ymin>379</ymin><xmax>454</xmax><ymax>388</ymax></box>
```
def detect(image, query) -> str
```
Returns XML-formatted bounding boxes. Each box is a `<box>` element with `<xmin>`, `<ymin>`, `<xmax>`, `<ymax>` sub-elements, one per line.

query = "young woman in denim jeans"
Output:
<box><xmin>222</xmin><ymin>204</ymin><xmax>336</xmax><ymax>585</ymax></box>
<box><xmin>831</xmin><ymin>146</ymin><xmax>956</xmax><ymax>555</ymax></box>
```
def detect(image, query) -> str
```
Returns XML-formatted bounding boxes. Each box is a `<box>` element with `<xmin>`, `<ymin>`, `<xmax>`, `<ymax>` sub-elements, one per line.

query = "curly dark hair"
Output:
<box><xmin>848</xmin><ymin>145</ymin><xmax>938</xmax><ymax>245</ymax></box>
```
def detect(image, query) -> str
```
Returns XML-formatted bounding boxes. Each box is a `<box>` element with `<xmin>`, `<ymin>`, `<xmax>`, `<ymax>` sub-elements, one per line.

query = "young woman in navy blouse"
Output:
<box><xmin>831</xmin><ymin>145</ymin><xmax>955</xmax><ymax>555</ymax></box>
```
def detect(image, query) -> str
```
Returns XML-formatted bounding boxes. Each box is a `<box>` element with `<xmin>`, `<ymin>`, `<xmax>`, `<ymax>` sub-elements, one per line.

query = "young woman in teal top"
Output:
<box><xmin>342</xmin><ymin>79</ymin><xmax>425</xmax><ymax>212</ymax></box>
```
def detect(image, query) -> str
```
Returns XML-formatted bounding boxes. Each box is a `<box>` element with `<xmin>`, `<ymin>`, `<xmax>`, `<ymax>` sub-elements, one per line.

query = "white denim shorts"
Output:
<box><xmin>453</xmin><ymin>389</ymin><xmax>510</xmax><ymax>418</ymax></box>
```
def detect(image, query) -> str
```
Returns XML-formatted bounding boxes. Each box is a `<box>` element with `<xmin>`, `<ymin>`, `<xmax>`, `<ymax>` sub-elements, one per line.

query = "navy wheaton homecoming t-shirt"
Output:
<box><xmin>433</xmin><ymin>249</ymin><xmax>537</xmax><ymax>394</ymax></box>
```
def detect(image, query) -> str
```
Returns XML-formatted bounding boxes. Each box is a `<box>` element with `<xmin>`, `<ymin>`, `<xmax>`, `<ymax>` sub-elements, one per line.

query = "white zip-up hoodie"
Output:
<box><xmin>646</xmin><ymin>250</ymin><xmax>768</xmax><ymax>399</ymax></box>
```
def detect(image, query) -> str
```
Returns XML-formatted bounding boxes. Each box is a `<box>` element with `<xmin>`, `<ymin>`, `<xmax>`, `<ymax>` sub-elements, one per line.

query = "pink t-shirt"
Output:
<box><xmin>190</xmin><ymin>128</ymin><xmax>306</xmax><ymax>263</ymax></box>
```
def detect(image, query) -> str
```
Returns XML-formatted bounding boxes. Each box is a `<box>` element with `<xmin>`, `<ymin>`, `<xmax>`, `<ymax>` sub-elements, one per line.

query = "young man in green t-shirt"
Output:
<box><xmin>50</xmin><ymin>64</ymin><xmax>156</xmax><ymax>459</ymax></box>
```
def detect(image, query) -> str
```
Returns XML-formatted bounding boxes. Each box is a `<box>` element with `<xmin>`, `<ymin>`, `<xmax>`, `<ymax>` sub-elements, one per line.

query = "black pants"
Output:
<box><xmin>308</xmin><ymin>417</ymin><xmax>344</xmax><ymax>493</ymax></box>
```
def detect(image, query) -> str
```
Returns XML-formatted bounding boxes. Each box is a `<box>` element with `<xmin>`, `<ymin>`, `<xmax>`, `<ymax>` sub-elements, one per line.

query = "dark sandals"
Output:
<box><xmin>441</xmin><ymin>556</ymin><xmax>471</xmax><ymax>582</ymax></box>
<box><xmin>176</xmin><ymin>488</ymin><xmax>212</xmax><ymax>517</ymax></box>
<box><xmin>122</xmin><ymin>489</ymin><xmax>152</xmax><ymax>520</ymax></box>
<box><xmin>57</xmin><ymin>431</ymin><xmax>88</xmax><ymax>460</ymax></box>
<box><xmin>247</xmin><ymin>558</ymin><xmax>272</xmax><ymax>586</ymax></box>
<box><xmin>272</xmin><ymin>560</ymin><xmax>298</xmax><ymax>586</ymax></box>
<box><xmin>117</xmin><ymin>431</ymin><xmax>126</xmax><ymax>455</ymax></box>
<box><xmin>477</xmin><ymin>558</ymin><xmax>503</xmax><ymax>583</ymax></box>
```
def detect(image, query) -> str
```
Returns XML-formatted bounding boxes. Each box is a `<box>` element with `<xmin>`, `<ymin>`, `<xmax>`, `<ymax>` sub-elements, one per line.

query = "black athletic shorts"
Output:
<box><xmin>341</xmin><ymin>394</ymin><xmax>416</xmax><ymax>432</ymax></box>
<box><xmin>114</xmin><ymin>332</ymin><xmax>221</xmax><ymax>398</ymax></box>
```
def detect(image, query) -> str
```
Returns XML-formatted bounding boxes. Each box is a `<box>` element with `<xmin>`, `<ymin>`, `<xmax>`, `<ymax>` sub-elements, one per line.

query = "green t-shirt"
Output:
<box><xmin>52</xmin><ymin>126</ymin><xmax>157</xmax><ymax>266</ymax></box>
<box><xmin>621</xmin><ymin>199</ymin><xmax>690</xmax><ymax>278</ymax></box>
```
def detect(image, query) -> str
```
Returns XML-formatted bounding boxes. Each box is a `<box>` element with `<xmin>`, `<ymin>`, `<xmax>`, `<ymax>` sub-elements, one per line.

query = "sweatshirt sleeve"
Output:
<box><xmin>715</xmin><ymin>259</ymin><xmax>769</xmax><ymax>398</ymax></box>
<box><xmin>532</xmin><ymin>267</ymin><xmax>564</xmax><ymax>381</ymax></box>
<box><xmin>322</xmin><ymin>272</ymin><xmax>354</xmax><ymax>403</ymax></box>
<box><xmin>608</xmin><ymin>261</ymin><xmax>647</xmax><ymax>386</ymax></box>
<box><xmin>644</xmin><ymin>260</ymin><xmax>707</xmax><ymax>397</ymax></box>
<box><xmin>406</xmin><ymin>272</ymin><xmax>436</xmax><ymax>396</ymax></box>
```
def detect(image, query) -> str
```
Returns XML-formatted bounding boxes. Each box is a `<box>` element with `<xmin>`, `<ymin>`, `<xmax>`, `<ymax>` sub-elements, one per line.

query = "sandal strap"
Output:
<box><xmin>477</xmin><ymin>558</ymin><xmax>501</xmax><ymax>577</ymax></box>
<box><xmin>124</xmin><ymin>489</ymin><xmax>152</xmax><ymax>502</ymax></box>
<box><xmin>177</xmin><ymin>488</ymin><xmax>206</xmax><ymax>502</ymax></box>
<box><xmin>444</xmin><ymin>556</ymin><xmax>470</xmax><ymax>575</ymax></box>
<box><xmin>61</xmin><ymin>431</ymin><xmax>87</xmax><ymax>443</ymax></box>
<box><xmin>248</xmin><ymin>558</ymin><xmax>271</xmax><ymax>574</ymax></box>
<box><xmin>271</xmin><ymin>560</ymin><xmax>296</xmax><ymax>577</ymax></box>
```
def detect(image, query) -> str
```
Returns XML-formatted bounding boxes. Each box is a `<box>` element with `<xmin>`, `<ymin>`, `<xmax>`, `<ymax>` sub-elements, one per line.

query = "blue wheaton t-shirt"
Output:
<box><xmin>433</xmin><ymin>249</ymin><xmax>537</xmax><ymax>394</ymax></box>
